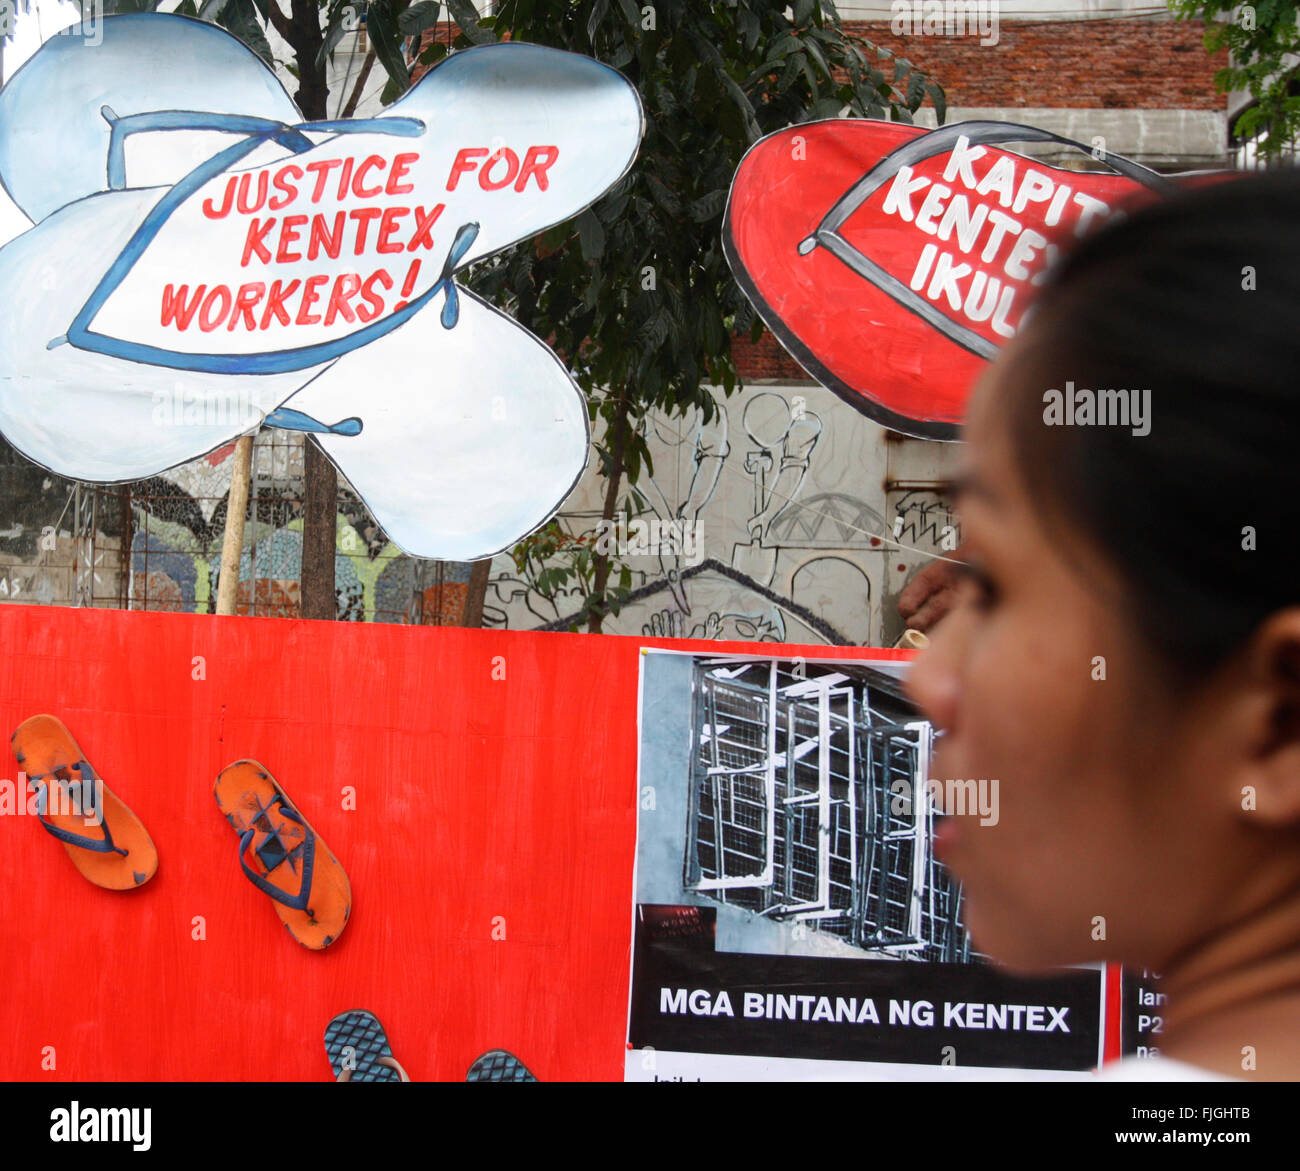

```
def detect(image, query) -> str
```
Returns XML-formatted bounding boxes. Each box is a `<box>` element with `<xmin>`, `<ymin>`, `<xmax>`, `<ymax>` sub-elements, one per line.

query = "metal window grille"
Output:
<box><xmin>684</xmin><ymin>659</ymin><xmax>974</xmax><ymax>963</ymax></box>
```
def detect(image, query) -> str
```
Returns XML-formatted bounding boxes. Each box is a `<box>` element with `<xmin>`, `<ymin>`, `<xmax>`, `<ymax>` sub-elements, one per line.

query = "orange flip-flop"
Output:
<box><xmin>10</xmin><ymin>715</ymin><xmax>157</xmax><ymax>890</ymax></box>
<box><xmin>214</xmin><ymin>760</ymin><xmax>350</xmax><ymax>950</ymax></box>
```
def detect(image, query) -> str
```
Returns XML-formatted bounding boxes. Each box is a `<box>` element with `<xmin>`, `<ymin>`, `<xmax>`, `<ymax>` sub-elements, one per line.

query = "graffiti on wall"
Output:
<box><xmin>484</xmin><ymin>382</ymin><xmax>956</xmax><ymax>646</ymax></box>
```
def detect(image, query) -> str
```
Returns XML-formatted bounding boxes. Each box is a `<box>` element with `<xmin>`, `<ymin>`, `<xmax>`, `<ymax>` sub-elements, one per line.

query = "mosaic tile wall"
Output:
<box><xmin>1</xmin><ymin>430</ymin><xmax>475</xmax><ymax>624</ymax></box>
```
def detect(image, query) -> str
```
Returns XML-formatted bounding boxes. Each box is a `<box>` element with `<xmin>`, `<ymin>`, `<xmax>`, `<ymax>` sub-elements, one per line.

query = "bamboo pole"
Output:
<box><xmin>215</xmin><ymin>434</ymin><xmax>255</xmax><ymax>616</ymax></box>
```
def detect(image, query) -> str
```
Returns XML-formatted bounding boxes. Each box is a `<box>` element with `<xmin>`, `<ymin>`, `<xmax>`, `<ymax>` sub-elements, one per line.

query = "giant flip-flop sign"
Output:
<box><xmin>0</xmin><ymin>14</ymin><xmax>643</xmax><ymax>558</ymax></box>
<box><xmin>723</xmin><ymin>120</ymin><xmax>1183</xmax><ymax>440</ymax></box>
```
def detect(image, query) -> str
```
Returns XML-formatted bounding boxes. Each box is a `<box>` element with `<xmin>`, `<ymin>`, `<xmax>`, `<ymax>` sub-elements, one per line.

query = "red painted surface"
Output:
<box><xmin>0</xmin><ymin>604</ymin><xmax>904</xmax><ymax>1081</ymax></box>
<box><xmin>1104</xmin><ymin>961</ymin><xmax>1125</xmax><ymax>1066</ymax></box>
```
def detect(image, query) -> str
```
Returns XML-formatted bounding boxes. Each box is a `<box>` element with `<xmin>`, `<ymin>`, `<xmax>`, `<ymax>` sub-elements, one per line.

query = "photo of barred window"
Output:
<box><xmin>681</xmin><ymin>656</ymin><xmax>976</xmax><ymax>964</ymax></box>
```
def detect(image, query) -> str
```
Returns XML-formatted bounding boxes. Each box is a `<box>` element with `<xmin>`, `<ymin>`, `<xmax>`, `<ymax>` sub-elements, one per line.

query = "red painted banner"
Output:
<box><xmin>724</xmin><ymin>120</ymin><xmax>1185</xmax><ymax>439</ymax></box>
<box><xmin>0</xmin><ymin>604</ymin><xmax>906</xmax><ymax>1081</ymax></box>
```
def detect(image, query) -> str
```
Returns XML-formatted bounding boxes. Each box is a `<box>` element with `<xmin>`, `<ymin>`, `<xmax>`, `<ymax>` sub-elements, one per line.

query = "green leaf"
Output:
<box><xmin>799</xmin><ymin>52</ymin><xmax>818</xmax><ymax>95</ymax></box>
<box><xmin>399</xmin><ymin>0</ymin><xmax>441</xmax><ymax>34</ymax></box>
<box><xmin>906</xmin><ymin>69</ymin><xmax>926</xmax><ymax>110</ymax></box>
<box><xmin>367</xmin><ymin>0</ymin><xmax>413</xmax><ymax>94</ymax></box>
<box><xmin>446</xmin><ymin>0</ymin><xmax>496</xmax><ymax>44</ymax></box>
<box><xmin>717</xmin><ymin>72</ymin><xmax>761</xmax><ymax>140</ymax></box>
<box><xmin>576</xmin><ymin>209</ymin><xmax>606</xmax><ymax>262</ymax></box>
<box><xmin>586</xmin><ymin>0</ymin><xmax>610</xmax><ymax>41</ymax></box>
<box><xmin>216</xmin><ymin>0</ymin><xmax>272</xmax><ymax>65</ymax></box>
<box><xmin>769</xmin><ymin>31</ymin><xmax>802</xmax><ymax>58</ymax></box>
<box><xmin>538</xmin><ymin>222</ymin><xmax>571</xmax><ymax>252</ymax></box>
<box><xmin>687</xmin><ymin>189</ymin><xmax>727</xmax><ymax>222</ymax></box>
<box><xmin>701</xmin><ymin>301</ymin><xmax>723</xmax><ymax>352</ymax></box>
<box><xmin>318</xmin><ymin>1</ymin><xmax>362</xmax><ymax>69</ymax></box>
<box><xmin>777</xmin><ymin>54</ymin><xmax>802</xmax><ymax>94</ymax></box>
<box><xmin>927</xmin><ymin>81</ymin><xmax>947</xmax><ymax>124</ymax></box>
<box><xmin>637</xmin><ymin>307</ymin><xmax>671</xmax><ymax>350</ymax></box>
<box><xmin>804</xmin><ymin>34</ymin><xmax>832</xmax><ymax>81</ymax></box>
<box><xmin>645</xmin><ymin>172</ymin><xmax>682</xmax><ymax>216</ymax></box>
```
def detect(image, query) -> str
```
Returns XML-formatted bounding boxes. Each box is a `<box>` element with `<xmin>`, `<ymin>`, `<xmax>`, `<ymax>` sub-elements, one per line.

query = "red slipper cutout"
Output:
<box><xmin>214</xmin><ymin>760</ymin><xmax>350</xmax><ymax>950</ymax></box>
<box><xmin>10</xmin><ymin>715</ymin><xmax>158</xmax><ymax>890</ymax></box>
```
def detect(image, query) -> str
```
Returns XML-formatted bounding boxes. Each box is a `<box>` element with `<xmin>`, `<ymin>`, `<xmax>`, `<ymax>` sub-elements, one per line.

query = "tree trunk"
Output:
<box><xmin>464</xmin><ymin>558</ymin><xmax>491</xmax><ymax>627</ymax></box>
<box><xmin>283</xmin><ymin>0</ymin><xmax>337</xmax><ymax>619</ymax></box>
<box><xmin>215</xmin><ymin>435</ymin><xmax>254</xmax><ymax>616</ymax></box>
<box><xmin>288</xmin><ymin>0</ymin><xmax>329</xmax><ymax>119</ymax></box>
<box><xmin>300</xmin><ymin>442</ymin><xmax>337</xmax><ymax>620</ymax></box>
<box><xmin>587</xmin><ymin>389</ymin><xmax>631</xmax><ymax>633</ymax></box>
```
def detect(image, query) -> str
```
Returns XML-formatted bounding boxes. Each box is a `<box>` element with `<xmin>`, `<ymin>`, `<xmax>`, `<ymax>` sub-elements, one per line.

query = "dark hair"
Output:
<box><xmin>1002</xmin><ymin>167</ymin><xmax>1300</xmax><ymax>685</ymax></box>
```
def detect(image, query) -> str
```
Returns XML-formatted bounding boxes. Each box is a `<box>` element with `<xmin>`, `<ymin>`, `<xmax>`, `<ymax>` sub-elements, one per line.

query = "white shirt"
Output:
<box><xmin>1096</xmin><ymin>1054</ymin><xmax>1238</xmax><ymax>1081</ymax></box>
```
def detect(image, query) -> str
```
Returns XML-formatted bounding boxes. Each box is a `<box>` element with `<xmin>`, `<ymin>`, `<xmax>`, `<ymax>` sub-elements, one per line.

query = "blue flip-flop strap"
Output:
<box><xmin>237</xmin><ymin>796</ymin><xmax>316</xmax><ymax>912</ymax></box>
<box><xmin>30</xmin><ymin>762</ymin><xmax>128</xmax><ymax>856</ymax></box>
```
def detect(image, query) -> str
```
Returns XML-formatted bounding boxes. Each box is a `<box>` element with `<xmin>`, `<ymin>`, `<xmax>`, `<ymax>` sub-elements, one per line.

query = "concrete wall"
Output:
<box><xmin>483</xmin><ymin>383</ymin><xmax>961</xmax><ymax>647</ymax></box>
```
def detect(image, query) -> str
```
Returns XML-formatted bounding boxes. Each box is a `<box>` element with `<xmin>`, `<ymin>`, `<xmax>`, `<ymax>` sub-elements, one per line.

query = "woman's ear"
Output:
<box><xmin>1237</xmin><ymin>610</ymin><xmax>1300</xmax><ymax>826</ymax></box>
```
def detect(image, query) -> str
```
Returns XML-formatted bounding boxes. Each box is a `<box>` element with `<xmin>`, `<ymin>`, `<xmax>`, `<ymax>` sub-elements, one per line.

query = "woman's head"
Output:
<box><xmin>905</xmin><ymin>168</ymin><xmax>1300</xmax><ymax>974</ymax></box>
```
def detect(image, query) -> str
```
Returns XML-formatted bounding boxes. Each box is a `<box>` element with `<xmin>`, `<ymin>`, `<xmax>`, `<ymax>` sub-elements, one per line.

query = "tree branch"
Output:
<box><xmin>264</xmin><ymin>0</ymin><xmax>293</xmax><ymax>42</ymax></box>
<box><xmin>342</xmin><ymin>45</ymin><xmax>376</xmax><ymax>118</ymax></box>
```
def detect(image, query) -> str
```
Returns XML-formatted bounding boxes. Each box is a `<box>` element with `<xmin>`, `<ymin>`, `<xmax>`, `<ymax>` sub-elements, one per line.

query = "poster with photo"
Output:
<box><xmin>625</xmin><ymin>649</ymin><xmax>1109</xmax><ymax>1080</ymax></box>
<box><xmin>1120</xmin><ymin>968</ymin><xmax>1166</xmax><ymax>1060</ymax></box>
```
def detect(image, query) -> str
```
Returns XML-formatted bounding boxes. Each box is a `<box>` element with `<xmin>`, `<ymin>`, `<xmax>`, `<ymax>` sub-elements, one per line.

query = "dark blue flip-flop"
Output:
<box><xmin>324</xmin><ymin>1010</ymin><xmax>409</xmax><ymax>1082</ymax></box>
<box><xmin>466</xmin><ymin>1051</ymin><xmax>538</xmax><ymax>1082</ymax></box>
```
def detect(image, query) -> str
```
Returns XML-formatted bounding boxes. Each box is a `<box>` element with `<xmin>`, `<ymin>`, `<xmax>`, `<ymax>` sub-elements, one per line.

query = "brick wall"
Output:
<box><xmin>845</xmin><ymin>17</ymin><xmax>1225</xmax><ymax>110</ymax></box>
<box><xmin>731</xmin><ymin>332</ymin><xmax>813</xmax><ymax>383</ymax></box>
<box><xmin>418</xmin><ymin>16</ymin><xmax>1224</xmax><ymax>109</ymax></box>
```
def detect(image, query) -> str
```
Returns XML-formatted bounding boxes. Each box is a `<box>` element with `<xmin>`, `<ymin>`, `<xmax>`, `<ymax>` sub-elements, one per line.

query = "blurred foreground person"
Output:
<box><xmin>906</xmin><ymin>169</ymin><xmax>1300</xmax><ymax>1081</ymax></box>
